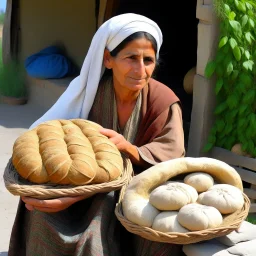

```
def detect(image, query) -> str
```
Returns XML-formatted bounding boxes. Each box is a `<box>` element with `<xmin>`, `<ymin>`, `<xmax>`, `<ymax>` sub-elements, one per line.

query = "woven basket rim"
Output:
<box><xmin>4</xmin><ymin>156</ymin><xmax>133</xmax><ymax>199</ymax></box>
<box><xmin>115</xmin><ymin>185</ymin><xmax>250</xmax><ymax>244</ymax></box>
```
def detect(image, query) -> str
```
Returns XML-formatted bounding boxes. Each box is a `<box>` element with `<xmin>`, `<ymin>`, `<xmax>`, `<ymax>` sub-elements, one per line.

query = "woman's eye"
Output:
<box><xmin>144</xmin><ymin>57</ymin><xmax>154</xmax><ymax>63</ymax></box>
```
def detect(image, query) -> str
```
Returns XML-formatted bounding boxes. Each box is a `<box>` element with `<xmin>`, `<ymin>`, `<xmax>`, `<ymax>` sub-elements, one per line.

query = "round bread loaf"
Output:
<box><xmin>184</xmin><ymin>172</ymin><xmax>214</xmax><ymax>192</ymax></box>
<box><xmin>12</xmin><ymin>119</ymin><xmax>123</xmax><ymax>185</ymax></box>
<box><xmin>177</xmin><ymin>203</ymin><xmax>223</xmax><ymax>231</ymax></box>
<box><xmin>152</xmin><ymin>211</ymin><xmax>189</xmax><ymax>233</ymax></box>
<box><xmin>149</xmin><ymin>181</ymin><xmax>198</xmax><ymax>210</ymax></box>
<box><xmin>197</xmin><ymin>184</ymin><xmax>244</xmax><ymax>214</ymax></box>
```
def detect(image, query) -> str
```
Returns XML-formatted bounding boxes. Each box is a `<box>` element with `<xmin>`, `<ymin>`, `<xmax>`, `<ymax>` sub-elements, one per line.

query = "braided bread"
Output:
<box><xmin>12</xmin><ymin>119</ymin><xmax>124</xmax><ymax>185</ymax></box>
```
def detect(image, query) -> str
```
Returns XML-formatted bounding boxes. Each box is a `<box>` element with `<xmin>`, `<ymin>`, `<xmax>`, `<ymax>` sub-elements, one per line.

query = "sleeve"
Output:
<box><xmin>137</xmin><ymin>102</ymin><xmax>185</xmax><ymax>165</ymax></box>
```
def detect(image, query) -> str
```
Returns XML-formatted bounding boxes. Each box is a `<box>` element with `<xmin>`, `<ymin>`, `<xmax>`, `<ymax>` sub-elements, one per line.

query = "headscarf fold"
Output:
<box><xmin>30</xmin><ymin>13</ymin><xmax>163</xmax><ymax>129</ymax></box>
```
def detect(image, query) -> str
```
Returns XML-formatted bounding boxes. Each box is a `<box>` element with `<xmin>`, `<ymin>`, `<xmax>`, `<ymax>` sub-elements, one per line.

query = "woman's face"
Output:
<box><xmin>104</xmin><ymin>37</ymin><xmax>156</xmax><ymax>93</ymax></box>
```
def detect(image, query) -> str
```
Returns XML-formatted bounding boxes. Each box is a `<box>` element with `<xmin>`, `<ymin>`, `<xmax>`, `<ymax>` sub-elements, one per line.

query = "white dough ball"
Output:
<box><xmin>177</xmin><ymin>203</ymin><xmax>223</xmax><ymax>231</ymax></box>
<box><xmin>149</xmin><ymin>181</ymin><xmax>198</xmax><ymax>211</ymax></box>
<box><xmin>123</xmin><ymin>197</ymin><xmax>160</xmax><ymax>227</ymax></box>
<box><xmin>184</xmin><ymin>172</ymin><xmax>214</xmax><ymax>192</ymax></box>
<box><xmin>152</xmin><ymin>211</ymin><xmax>189</xmax><ymax>233</ymax></box>
<box><xmin>197</xmin><ymin>184</ymin><xmax>244</xmax><ymax>214</ymax></box>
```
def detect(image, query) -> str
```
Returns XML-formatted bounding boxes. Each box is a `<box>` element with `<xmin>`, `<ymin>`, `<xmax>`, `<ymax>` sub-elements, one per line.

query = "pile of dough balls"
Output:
<box><xmin>147</xmin><ymin>172</ymin><xmax>244</xmax><ymax>233</ymax></box>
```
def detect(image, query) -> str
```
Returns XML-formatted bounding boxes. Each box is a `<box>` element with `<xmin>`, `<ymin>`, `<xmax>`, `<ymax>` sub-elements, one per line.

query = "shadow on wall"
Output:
<box><xmin>0</xmin><ymin>252</ymin><xmax>8</xmax><ymax>256</ymax></box>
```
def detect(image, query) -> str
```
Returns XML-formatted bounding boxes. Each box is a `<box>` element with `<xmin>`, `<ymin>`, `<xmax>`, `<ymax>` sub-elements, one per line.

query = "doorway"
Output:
<box><xmin>114</xmin><ymin>0</ymin><xmax>199</xmax><ymax>148</ymax></box>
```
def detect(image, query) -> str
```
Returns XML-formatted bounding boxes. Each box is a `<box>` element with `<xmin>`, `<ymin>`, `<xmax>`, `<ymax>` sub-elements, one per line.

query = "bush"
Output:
<box><xmin>0</xmin><ymin>59</ymin><xmax>28</xmax><ymax>98</ymax></box>
<box><xmin>0</xmin><ymin>11</ymin><xmax>5</xmax><ymax>25</ymax></box>
<box><xmin>0</xmin><ymin>39</ymin><xmax>2</xmax><ymax>66</ymax></box>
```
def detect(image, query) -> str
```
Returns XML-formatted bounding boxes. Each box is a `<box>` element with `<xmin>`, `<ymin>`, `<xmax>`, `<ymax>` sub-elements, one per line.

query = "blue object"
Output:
<box><xmin>25</xmin><ymin>46</ymin><xmax>76</xmax><ymax>79</ymax></box>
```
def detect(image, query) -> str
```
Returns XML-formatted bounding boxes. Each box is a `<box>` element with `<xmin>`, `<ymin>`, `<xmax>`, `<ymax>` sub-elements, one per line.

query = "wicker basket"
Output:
<box><xmin>4</xmin><ymin>156</ymin><xmax>133</xmax><ymax>199</ymax></box>
<box><xmin>115</xmin><ymin>182</ymin><xmax>250</xmax><ymax>245</ymax></box>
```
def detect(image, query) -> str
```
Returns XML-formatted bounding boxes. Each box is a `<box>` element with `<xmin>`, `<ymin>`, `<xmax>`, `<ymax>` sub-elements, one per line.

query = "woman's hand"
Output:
<box><xmin>99</xmin><ymin>128</ymin><xmax>130</xmax><ymax>153</ymax></box>
<box><xmin>21</xmin><ymin>195</ymin><xmax>87</xmax><ymax>213</ymax></box>
<box><xmin>99</xmin><ymin>128</ymin><xmax>148</xmax><ymax>167</ymax></box>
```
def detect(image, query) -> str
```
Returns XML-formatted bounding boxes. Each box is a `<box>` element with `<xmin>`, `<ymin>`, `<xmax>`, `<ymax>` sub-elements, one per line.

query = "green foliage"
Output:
<box><xmin>204</xmin><ymin>0</ymin><xmax>256</xmax><ymax>156</ymax></box>
<box><xmin>0</xmin><ymin>54</ymin><xmax>28</xmax><ymax>98</ymax></box>
<box><xmin>246</xmin><ymin>215</ymin><xmax>256</xmax><ymax>224</ymax></box>
<box><xmin>0</xmin><ymin>39</ymin><xmax>2</xmax><ymax>66</ymax></box>
<box><xmin>0</xmin><ymin>11</ymin><xmax>4</xmax><ymax>25</ymax></box>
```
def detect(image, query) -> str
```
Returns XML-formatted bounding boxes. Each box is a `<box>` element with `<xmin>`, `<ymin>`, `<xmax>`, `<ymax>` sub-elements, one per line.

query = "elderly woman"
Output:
<box><xmin>8</xmin><ymin>13</ymin><xmax>185</xmax><ymax>255</ymax></box>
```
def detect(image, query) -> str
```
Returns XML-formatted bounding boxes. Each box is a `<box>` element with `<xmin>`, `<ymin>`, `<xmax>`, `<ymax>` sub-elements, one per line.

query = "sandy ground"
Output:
<box><xmin>0</xmin><ymin>102</ymin><xmax>44</xmax><ymax>254</ymax></box>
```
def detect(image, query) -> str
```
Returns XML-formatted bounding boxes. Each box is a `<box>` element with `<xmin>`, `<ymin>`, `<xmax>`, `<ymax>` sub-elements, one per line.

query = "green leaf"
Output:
<box><xmin>203</xmin><ymin>143</ymin><xmax>214</xmax><ymax>152</ymax></box>
<box><xmin>233</xmin><ymin>46</ymin><xmax>241</xmax><ymax>61</ymax></box>
<box><xmin>231</xmin><ymin>70</ymin><xmax>239</xmax><ymax>81</ymax></box>
<box><xmin>245</xmin><ymin>2</ymin><xmax>253</xmax><ymax>10</ymax></box>
<box><xmin>241</xmin><ymin>142</ymin><xmax>248</xmax><ymax>152</ymax></box>
<box><xmin>216</xmin><ymin>65</ymin><xmax>224</xmax><ymax>77</ymax></box>
<box><xmin>249</xmin><ymin>113</ymin><xmax>256</xmax><ymax>129</ymax></box>
<box><xmin>204</xmin><ymin>61</ymin><xmax>216</xmax><ymax>78</ymax></box>
<box><xmin>216</xmin><ymin>120</ymin><xmax>226</xmax><ymax>133</ymax></box>
<box><xmin>224</xmin><ymin>123</ymin><xmax>233</xmax><ymax>135</ymax></box>
<box><xmin>230</xmin><ymin>109</ymin><xmax>238</xmax><ymax>118</ymax></box>
<box><xmin>245</xmin><ymin>50</ymin><xmax>251</xmax><ymax>60</ymax></box>
<box><xmin>214</xmin><ymin>101</ymin><xmax>227</xmax><ymax>115</ymax></box>
<box><xmin>239</xmin><ymin>73</ymin><xmax>253</xmax><ymax>86</ymax></box>
<box><xmin>229</xmin><ymin>11</ymin><xmax>236</xmax><ymax>20</ymax></box>
<box><xmin>245</xmin><ymin>32</ymin><xmax>252</xmax><ymax>44</ymax></box>
<box><xmin>219</xmin><ymin>36</ymin><xmax>228</xmax><ymax>48</ymax></box>
<box><xmin>225</xmin><ymin>136</ymin><xmax>236</xmax><ymax>150</ymax></box>
<box><xmin>237</xmin><ymin>2</ymin><xmax>247</xmax><ymax>13</ymax></box>
<box><xmin>229</xmin><ymin>20</ymin><xmax>242</xmax><ymax>37</ymax></box>
<box><xmin>227</xmin><ymin>94</ymin><xmax>239</xmax><ymax>109</ymax></box>
<box><xmin>215</xmin><ymin>52</ymin><xmax>225</xmax><ymax>63</ymax></box>
<box><xmin>238</xmin><ymin>118</ymin><xmax>247</xmax><ymax>128</ymax></box>
<box><xmin>229</xmin><ymin>38</ymin><xmax>237</xmax><ymax>49</ymax></box>
<box><xmin>248</xmin><ymin>141</ymin><xmax>254</xmax><ymax>153</ymax></box>
<box><xmin>242</xmin><ymin>89</ymin><xmax>255</xmax><ymax>104</ymax></box>
<box><xmin>243</xmin><ymin>60</ymin><xmax>254</xmax><ymax>71</ymax></box>
<box><xmin>238</xmin><ymin>105</ymin><xmax>248</xmax><ymax>115</ymax></box>
<box><xmin>241</xmin><ymin>15</ymin><xmax>249</xmax><ymax>27</ymax></box>
<box><xmin>239</xmin><ymin>47</ymin><xmax>245</xmax><ymax>55</ymax></box>
<box><xmin>215</xmin><ymin>78</ymin><xmax>224</xmax><ymax>95</ymax></box>
<box><xmin>224</xmin><ymin>4</ymin><xmax>231</xmax><ymax>14</ymax></box>
<box><xmin>208</xmin><ymin>134</ymin><xmax>216</xmax><ymax>144</ymax></box>
<box><xmin>249</xmin><ymin>18</ymin><xmax>255</xmax><ymax>28</ymax></box>
<box><xmin>226</xmin><ymin>62</ymin><xmax>233</xmax><ymax>76</ymax></box>
<box><xmin>248</xmin><ymin>10</ymin><xmax>254</xmax><ymax>16</ymax></box>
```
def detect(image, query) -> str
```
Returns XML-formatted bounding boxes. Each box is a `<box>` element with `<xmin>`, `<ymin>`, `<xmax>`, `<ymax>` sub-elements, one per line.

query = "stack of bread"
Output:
<box><xmin>122</xmin><ymin>157</ymin><xmax>245</xmax><ymax>233</ymax></box>
<box><xmin>11</xmin><ymin>119</ymin><xmax>124</xmax><ymax>186</ymax></box>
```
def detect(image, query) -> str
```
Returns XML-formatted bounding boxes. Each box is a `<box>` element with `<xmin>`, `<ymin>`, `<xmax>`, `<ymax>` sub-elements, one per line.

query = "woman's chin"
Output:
<box><xmin>127</xmin><ymin>81</ymin><xmax>147</xmax><ymax>91</ymax></box>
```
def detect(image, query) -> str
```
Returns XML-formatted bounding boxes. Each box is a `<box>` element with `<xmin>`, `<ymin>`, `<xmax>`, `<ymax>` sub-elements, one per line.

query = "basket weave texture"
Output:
<box><xmin>4</xmin><ymin>156</ymin><xmax>133</xmax><ymax>199</ymax></box>
<box><xmin>115</xmin><ymin>180</ymin><xmax>250</xmax><ymax>245</ymax></box>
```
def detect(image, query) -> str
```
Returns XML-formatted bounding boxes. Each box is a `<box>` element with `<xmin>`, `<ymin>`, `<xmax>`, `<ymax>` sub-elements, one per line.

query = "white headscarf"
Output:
<box><xmin>30</xmin><ymin>13</ymin><xmax>163</xmax><ymax>129</ymax></box>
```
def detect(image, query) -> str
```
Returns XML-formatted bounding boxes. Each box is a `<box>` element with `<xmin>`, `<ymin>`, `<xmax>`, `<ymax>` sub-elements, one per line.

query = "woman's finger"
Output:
<box><xmin>25</xmin><ymin>204</ymin><xmax>34</xmax><ymax>211</ymax></box>
<box><xmin>32</xmin><ymin>206</ymin><xmax>65</xmax><ymax>213</ymax></box>
<box><xmin>99</xmin><ymin>128</ymin><xmax>117</xmax><ymax>138</ymax></box>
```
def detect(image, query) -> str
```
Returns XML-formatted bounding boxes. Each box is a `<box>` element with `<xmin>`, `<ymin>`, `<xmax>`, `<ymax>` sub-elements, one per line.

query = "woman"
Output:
<box><xmin>8</xmin><ymin>13</ymin><xmax>185</xmax><ymax>255</ymax></box>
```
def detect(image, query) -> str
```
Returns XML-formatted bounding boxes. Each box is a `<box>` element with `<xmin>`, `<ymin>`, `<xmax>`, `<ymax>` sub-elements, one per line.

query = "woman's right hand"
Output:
<box><xmin>22</xmin><ymin>195</ymin><xmax>87</xmax><ymax>213</ymax></box>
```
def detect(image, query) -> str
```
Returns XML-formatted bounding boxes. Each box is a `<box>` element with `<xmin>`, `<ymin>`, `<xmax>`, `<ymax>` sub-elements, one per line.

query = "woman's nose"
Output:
<box><xmin>134</xmin><ymin>59</ymin><xmax>145</xmax><ymax>74</ymax></box>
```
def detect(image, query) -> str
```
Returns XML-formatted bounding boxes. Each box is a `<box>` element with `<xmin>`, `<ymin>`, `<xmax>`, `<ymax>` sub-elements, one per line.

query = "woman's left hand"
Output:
<box><xmin>99</xmin><ymin>128</ymin><xmax>130</xmax><ymax>152</ymax></box>
<box><xmin>21</xmin><ymin>195</ymin><xmax>87</xmax><ymax>213</ymax></box>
